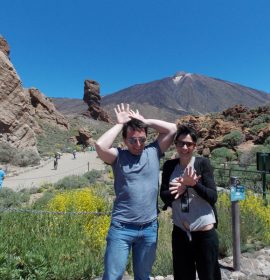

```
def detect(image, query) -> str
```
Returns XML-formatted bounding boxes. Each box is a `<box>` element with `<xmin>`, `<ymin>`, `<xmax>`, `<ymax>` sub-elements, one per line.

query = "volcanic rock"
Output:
<box><xmin>75</xmin><ymin>127</ymin><xmax>95</xmax><ymax>147</ymax></box>
<box><xmin>83</xmin><ymin>80</ymin><xmax>112</xmax><ymax>123</ymax></box>
<box><xmin>0</xmin><ymin>35</ymin><xmax>69</xmax><ymax>154</ymax></box>
<box><xmin>0</xmin><ymin>36</ymin><xmax>10</xmax><ymax>58</ymax></box>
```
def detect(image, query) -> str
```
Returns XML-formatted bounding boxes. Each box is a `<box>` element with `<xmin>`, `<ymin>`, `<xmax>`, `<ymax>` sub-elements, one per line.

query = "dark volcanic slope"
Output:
<box><xmin>51</xmin><ymin>98</ymin><xmax>88</xmax><ymax>116</ymax></box>
<box><xmin>101</xmin><ymin>72</ymin><xmax>270</xmax><ymax>121</ymax></box>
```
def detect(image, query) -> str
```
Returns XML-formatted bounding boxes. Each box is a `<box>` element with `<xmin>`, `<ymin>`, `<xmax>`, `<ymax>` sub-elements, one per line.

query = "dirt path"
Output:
<box><xmin>4</xmin><ymin>151</ymin><xmax>105</xmax><ymax>191</ymax></box>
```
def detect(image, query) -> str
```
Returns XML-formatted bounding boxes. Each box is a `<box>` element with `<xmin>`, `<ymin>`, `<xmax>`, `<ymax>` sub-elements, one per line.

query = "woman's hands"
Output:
<box><xmin>169</xmin><ymin>179</ymin><xmax>186</xmax><ymax>199</ymax></box>
<box><xmin>169</xmin><ymin>167</ymin><xmax>201</xmax><ymax>199</ymax></box>
<box><xmin>181</xmin><ymin>166</ymin><xmax>201</xmax><ymax>187</ymax></box>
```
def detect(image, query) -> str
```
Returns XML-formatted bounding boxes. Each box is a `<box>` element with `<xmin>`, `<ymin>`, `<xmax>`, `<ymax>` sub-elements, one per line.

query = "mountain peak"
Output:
<box><xmin>101</xmin><ymin>72</ymin><xmax>270</xmax><ymax>122</ymax></box>
<box><xmin>173</xmin><ymin>71</ymin><xmax>192</xmax><ymax>84</ymax></box>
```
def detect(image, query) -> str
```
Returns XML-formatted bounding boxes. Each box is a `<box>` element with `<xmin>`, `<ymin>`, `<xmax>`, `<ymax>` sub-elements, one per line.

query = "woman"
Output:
<box><xmin>160</xmin><ymin>125</ymin><xmax>221</xmax><ymax>280</ymax></box>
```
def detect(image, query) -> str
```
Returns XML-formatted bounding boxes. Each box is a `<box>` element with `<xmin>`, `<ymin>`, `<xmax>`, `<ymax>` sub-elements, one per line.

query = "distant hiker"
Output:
<box><xmin>54</xmin><ymin>152</ymin><xmax>61</xmax><ymax>160</ymax></box>
<box><xmin>73</xmin><ymin>150</ymin><xmax>76</xmax><ymax>159</ymax></box>
<box><xmin>0</xmin><ymin>167</ymin><xmax>6</xmax><ymax>189</ymax></box>
<box><xmin>54</xmin><ymin>158</ymin><xmax>58</xmax><ymax>170</ymax></box>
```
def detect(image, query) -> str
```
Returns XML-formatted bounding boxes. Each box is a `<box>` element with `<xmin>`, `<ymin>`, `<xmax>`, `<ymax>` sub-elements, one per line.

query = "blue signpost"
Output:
<box><xmin>230</xmin><ymin>176</ymin><xmax>245</xmax><ymax>271</ymax></box>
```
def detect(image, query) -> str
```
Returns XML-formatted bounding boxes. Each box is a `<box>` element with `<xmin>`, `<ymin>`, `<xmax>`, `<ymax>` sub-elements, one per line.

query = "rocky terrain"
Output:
<box><xmin>93</xmin><ymin>247</ymin><xmax>270</xmax><ymax>279</ymax></box>
<box><xmin>176</xmin><ymin>104</ymin><xmax>270</xmax><ymax>157</ymax></box>
<box><xmin>0</xmin><ymin>36</ymin><xmax>68</xmax><ymax>155</ymax></box>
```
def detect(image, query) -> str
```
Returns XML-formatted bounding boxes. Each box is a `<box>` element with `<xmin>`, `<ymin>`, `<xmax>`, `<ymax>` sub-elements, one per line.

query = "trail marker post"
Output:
<box><xmin>230</xmin><ymin>176</ymin><xmax>245</xmax><ymax>271</ymax></box>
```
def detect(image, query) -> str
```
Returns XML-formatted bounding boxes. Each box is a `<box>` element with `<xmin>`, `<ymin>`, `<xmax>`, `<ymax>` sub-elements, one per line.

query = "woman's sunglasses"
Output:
<box><xmin>174</xmin><ymin>140</ymin><xmax>195</xmax><ymax>148</ymax></box>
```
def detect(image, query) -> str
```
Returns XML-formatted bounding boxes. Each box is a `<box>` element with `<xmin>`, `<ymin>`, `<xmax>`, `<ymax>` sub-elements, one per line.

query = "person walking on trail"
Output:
<box><xmin>53</xmin><ymin>158</ymin><xmax>58</xmax><ymax>170</ymax></box>
<box><xmin>73</xmin><ymin>150</ymin><xmax>77</xmax><ymax>159</ymax></box>
<box><xmin>160</xmin><ymin>125</ymin><xmax>221</xmax><ymax>280</ymax></box>
<box><xmin>53</xmin><ymin>153</ymin><xmax>59</xmax><ymax>170</ymax></box>
<box><xmin>0</xmin><ymin>167</ymin><xmax>6</xmax><ymax>189</ymax></box>
<box><xmin>95</xmin><ymin>103</ymin><xmax>176</xmax><ymax>280</ymax></box>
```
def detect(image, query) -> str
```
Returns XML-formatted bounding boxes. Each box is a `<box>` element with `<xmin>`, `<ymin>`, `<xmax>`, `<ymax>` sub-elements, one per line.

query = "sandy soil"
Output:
<box><xmin>4</xmin><ymin>151</ymin><xmax>105</xmax><ymax>191</ymax></box>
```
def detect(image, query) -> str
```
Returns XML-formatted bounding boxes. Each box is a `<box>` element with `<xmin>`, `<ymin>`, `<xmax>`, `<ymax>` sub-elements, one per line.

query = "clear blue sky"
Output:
<box><xmin>1</xmin><ymin>0</ymin><xmax>270</xmax><ymax>98</ymax></box>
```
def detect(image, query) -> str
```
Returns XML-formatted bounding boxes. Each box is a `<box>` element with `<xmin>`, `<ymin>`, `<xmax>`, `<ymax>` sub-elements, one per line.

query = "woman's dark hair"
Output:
<box><xmin>175</xmin><ymin>124</ymin><xmax>198</xmax><ymax>143</ymax></box>
<box><xmin>122</xmin><ymin>119</ymin><xmax>148</xmax><ymax>139</ymax></box>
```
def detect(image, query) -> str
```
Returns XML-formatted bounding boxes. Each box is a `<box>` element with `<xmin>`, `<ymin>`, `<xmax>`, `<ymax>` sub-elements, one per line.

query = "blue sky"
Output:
<box><xmin>1</xmin><ymin>0</ymin><xmax>270</xmax><ymax>98</ymax></box>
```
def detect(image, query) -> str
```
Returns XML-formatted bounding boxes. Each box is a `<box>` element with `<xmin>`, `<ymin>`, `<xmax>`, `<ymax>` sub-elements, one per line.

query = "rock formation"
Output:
<box><xmin>0</xmin><ymin>36</ymin><xmax>10</xmax><ymax>58</ymax></box>
<box><xmin>75</xmin><ymin>127</ymin><xmax>95</xmax><ymax>147</ymax></box>
<box><xmin>0</xmin><ymin>35</ymin><xmax>69</xmax><ymax>154</ymax></box>
<box><xmin>83</xmin><ymin>80</ymin><xmax>112</xmax><ymax>123</ymax></box>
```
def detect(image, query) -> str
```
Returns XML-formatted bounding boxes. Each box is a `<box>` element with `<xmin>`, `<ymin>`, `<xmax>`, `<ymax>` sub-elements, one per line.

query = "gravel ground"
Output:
<box><xmin>4</xmin><ymin>151</ymin><xmax>105</xmax><ymax>191</ymax></box>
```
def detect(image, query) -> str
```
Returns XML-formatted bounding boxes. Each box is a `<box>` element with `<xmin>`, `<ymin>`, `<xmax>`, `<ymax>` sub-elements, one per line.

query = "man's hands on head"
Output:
<box><xmin>114</xmin><ymin>103</ymin><xmax>145</xmax><ymax>124</ymax></box>
<box><xmin>129</xmin><ymin>109</ymin><xmax>145</xmax><ymax>123</ymax></box>
<box><xmin>114</xmin><ymin>103</ymin><xmax>131</xmax><ymax>124</ymax></box>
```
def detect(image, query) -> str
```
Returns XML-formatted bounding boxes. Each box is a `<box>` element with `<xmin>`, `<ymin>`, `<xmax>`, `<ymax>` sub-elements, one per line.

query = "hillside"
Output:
<box><xmin>52</xmin><ymin>72</ymin><xmax>270</xmax><ymax>123</ymax></box>
<box><xmin>101</xmin><ymin>72</ymin><xmax>270</xmax><ymax>122</ymax></box>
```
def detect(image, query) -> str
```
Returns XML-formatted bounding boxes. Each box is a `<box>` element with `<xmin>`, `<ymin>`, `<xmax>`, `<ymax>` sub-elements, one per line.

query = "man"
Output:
<box><xmin>0</xmin><ymin>167</ymin><xmax>6</xmax><ymax>189</ymax></box>
<box><xmin>95</xmin><ymin>103</ymin><xmax>176</xmax><ymax>280</ymax></box>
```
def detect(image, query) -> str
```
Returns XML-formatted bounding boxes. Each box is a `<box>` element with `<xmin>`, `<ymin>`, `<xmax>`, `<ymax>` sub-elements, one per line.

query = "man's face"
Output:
<box><xmin>124</xmin><ymin>128</ymin><xmax>147</xmax><ymax>156</ymax></box>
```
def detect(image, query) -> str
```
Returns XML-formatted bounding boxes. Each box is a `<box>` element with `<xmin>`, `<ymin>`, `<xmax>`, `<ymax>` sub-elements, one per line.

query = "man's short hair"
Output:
<box><xmin>175</xmin><ymin>124</ymin><xmax>198</xmax><ymax>143</ymax></box>
<box><xmin>122</xmin><ymin>119</ymin><xmax>148</xmax><ymax>139</ymax></box>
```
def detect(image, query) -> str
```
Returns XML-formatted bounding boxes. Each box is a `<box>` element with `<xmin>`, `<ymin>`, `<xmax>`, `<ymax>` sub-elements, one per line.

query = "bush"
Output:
<box><xmin>0</xmin><ymin>142</ymin><xmax>16</xmax><ymax>163</ymax></box>
<box><xmin>222</xmin><ymin>130</ymin><xmax>245</xmax><ymax>147</ymax></box>
<box><xmin>47</xmin><ymin>188</ymin><xmax>110</xmax><ymax>249</ymax></box>
<box><xmin>0</xmin><ymin>188</ymin><xmax>30</xmax><ymax>208</ymax></box>
<box><xmin>250</xmin><ymin>115</ymin><xmax>270</xmax><ymax>126</ymax></box>
<box><xmin>217</xmin><ymin>191</ymin><xmax>270</xmax><ymax>256</ymax></box>
<box><xmin>0</xmin><ymin>143</ymin><xmax>40</xmax><ymax>167</ymax></box>
<box><xmin>83</xmin><ymin>170</ymin><xmax>103</xmax><ymax>184</ymax></box>
<box><xmin>32</xmin><ymin>192</ymin><xmax>56</xmax><ymax>209</ymax></box>
<box><xmin>250</xmin><ymin>123</ymin><xmax>268</xmax><ymax>135</ymax></box>
<box><xmin>11</xmin><ymin>148</ymin><xmax>40</xmax><ymax>167</ymax></box>
<box><xmin>54</xmin><ymin>175</ymin><xmax>90</xmax><ymax>190</ymax></box>
<box><xmin>264</xmin><ymin>136</ymin><xmax>270</xmax><ymax>145</ymax></box>
<box><xmin>211</xmin><ymin>147</ymin><xmax>236</xmax><ymax>162</ymax></box>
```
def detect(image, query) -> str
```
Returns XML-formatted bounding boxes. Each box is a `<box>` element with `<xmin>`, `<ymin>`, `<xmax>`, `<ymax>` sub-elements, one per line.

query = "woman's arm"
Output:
<box><xmin>193</xmin><ymin>157</ymin><xmax>218</xmax><ymax>205</ymax></box>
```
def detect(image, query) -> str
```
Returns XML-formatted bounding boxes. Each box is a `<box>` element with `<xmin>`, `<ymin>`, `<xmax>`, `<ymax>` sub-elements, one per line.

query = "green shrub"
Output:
<box><xmin>251</xmin><ymin>115</ymin><xmax>270</xmax><ymax>126</ymax></box>
<box><xmin>217</xmin><ymin>191</ymin><xmax>270</xmax><ymax>256</ymax></box>
<box><xmin>211</xmin><ymin>147</ymin><xmax>236</xmax><ymax>161</ymax></box>
<box><xmin>32</xmin><ymin>192</ymin><xmax>56</xmax><ymax>210</ymax></box>
<box><xmin>264</xmin><ymin>136</ymin><xmax>270</xmax><ymax>145</ymax></box>
<box><xmin>0</xmin><ymin>142</ymin><xmax>16</xmax><ymax>163</ymax></box>
<box><xmin>250</xmin><ymin>123</ymin><xmax>268</xmax><ymax>135</ymax></box>
<box><xmin>0</xmin><ymin>188</ymin><xmax>30</xmax><ymax>208</ymax></box>
<box><xmin>0</xmin><ymin>143</ymin><xmax>40</xmax><ymax>167</ymax></box>
<box><xmin>11</xmin><ymin>148</ymin><xmax>40</xmax><ymax>167</ymax></box>
<box><xmin>222</xmin><ymin>130</ymin><xmax>245</xmax><ymax>147</ymax></box>
<box><xmin>83</xmin><ymin>170</ymin><xmax>103</xmax><ymax>184</ymax></box>
<box><xmin>54</xmin><ymin>175</ymin><xmax>90</xmax><ymax>190</ymax></box>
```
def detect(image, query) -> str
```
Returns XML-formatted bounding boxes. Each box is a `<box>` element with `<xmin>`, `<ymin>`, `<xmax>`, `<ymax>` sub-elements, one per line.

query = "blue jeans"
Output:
<box><xmin>102</xmin><ymin>219</ymin><xmax>158</xmax><ymax>280</ymax></box>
